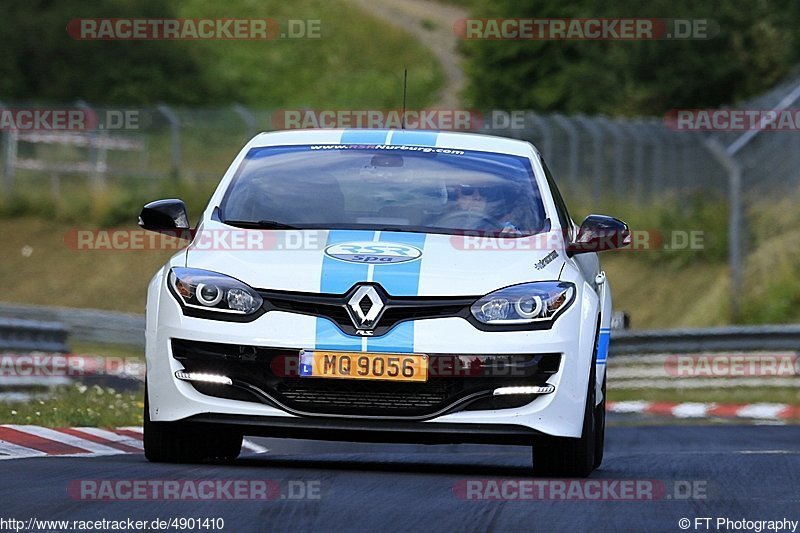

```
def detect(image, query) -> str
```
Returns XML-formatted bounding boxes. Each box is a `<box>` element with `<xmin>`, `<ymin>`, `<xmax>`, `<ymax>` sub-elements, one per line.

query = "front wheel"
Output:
<box><xmin>143</xmin><ymin>384</ymin><xmax>242</xmax><ymax>463</ymax></box>
<box><xmin>531</xmin><ymin>364</ymin><xmax>596</xmax><ymax>477</ymax></box>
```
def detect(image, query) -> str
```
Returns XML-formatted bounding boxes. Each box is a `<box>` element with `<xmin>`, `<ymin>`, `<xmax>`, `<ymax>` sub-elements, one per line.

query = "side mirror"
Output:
<box><xmin>568</xmin><ymin>214</ymin><xmax>631</xmax><ymax>255</ymax></box>
<box><xmin>138</xmin><ymin>199</ymin><xmax>190</xmax><ymax>235</ymax></box>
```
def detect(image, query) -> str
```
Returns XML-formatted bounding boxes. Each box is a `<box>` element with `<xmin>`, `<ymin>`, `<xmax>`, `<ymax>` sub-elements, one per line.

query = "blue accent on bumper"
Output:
<box><xmin>597</xmin><ymin>328</ymin><xmax>611</xmax><ymax>364</ymax></box>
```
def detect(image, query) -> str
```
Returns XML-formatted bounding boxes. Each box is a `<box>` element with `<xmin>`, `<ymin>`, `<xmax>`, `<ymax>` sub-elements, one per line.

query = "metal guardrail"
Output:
<box><xmin>0</xmin><ymin>303</ymin><xmax>143</xmax><ymax>348</ymax></box>
<box><xmin>0</xmin><ymin>317</ymin><xmax>69</xmax><ymax>352</ymax></box>
<box><xmin>611</xmin><ymin>325</ymin><xmax>800</xmax><ymax>355</ymax></box>
<box><xmin>0</xmin><ymin>303</ymin><xmax>798</xmax><ymax>355</ymax></box>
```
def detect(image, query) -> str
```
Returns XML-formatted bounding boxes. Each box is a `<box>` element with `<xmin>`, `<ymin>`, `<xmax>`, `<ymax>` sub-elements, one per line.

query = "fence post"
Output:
<box><xmin>657</xmin><ymin>131</ymin><xmax>675</xmax><ymax>196</ymax></box>
<box><xmin>76</xmin><ymin>100</ymin><xmax>106</xmax><ymax>191</ymax></box>
<box><xmin>0</xmin><ymin>101</ymin><xmax>13</xmax><ymax>195</ymax></box>
<box><xmin>157</xmin><ymin>104</ymin><xmax>181</xmax><ymax>178</ymax></box>
<box><xmin>704</xmin><ymin>80</ymin><xmax>800</xmax><ymax>319</ymax></box>
<box><xmin>704</xmin><ymin>138</ymin><xmax>743</xmax><ymax>319</ymax></box>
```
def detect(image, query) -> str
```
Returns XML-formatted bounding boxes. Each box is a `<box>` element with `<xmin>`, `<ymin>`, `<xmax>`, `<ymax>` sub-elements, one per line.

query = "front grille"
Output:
<box><xmin>277</xmin><ymin>379</ymin><xmax>449</xmax><ymax>411</ymax></box>
<box><xmin>260</xmin><ymin>284</ymin><xmax>476</xmax><ymax>336</ymax></box>
<box><xmin>172</xmin><ymin>339</ymin><xmax>560</xmax><ymax>419</ymax></box>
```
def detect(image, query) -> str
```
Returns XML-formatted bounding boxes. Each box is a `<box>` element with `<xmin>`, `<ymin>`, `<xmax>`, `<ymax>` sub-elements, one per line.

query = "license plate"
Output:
<box><xmin>298</xmin><ymin>350</ymin><xmax>428</xmax><ymax>382</ymax></box>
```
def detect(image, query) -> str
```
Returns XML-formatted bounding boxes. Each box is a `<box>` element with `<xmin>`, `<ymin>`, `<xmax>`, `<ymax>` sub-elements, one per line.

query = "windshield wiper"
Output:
<box><xmin>222</xmin><ymin>219</ymin><xmax>301</xmax><ymax>230</ymax></box>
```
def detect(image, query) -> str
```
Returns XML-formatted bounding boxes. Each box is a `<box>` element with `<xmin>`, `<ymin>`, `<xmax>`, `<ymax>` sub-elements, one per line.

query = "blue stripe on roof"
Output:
<box><xmin>340</xmin><ymin>130</ymin><xmax>390</xmax><ymax>144</ymax></box>
<box><xmin>388</xmin><ymin>130</ymin><xmax>439</xmax><ymax>147</ymax></box>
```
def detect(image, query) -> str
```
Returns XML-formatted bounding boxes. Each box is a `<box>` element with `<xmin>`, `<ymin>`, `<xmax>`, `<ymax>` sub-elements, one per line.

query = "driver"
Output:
<box><xmin>451</xmin><ymin>183</ymin><xmax>523</xmax><ymax>235</ymax></box>
<box><xmin>455</xmin><ymin>184</ymin><xmax>488</xmax><ymax>213</ymax></box>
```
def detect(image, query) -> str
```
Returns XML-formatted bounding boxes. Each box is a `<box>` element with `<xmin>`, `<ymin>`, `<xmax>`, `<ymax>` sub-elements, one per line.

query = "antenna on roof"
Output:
<box><xmin>401</xmin><ymin>69</ymin><xmax>408</xmax><ymax>130</ymax></box>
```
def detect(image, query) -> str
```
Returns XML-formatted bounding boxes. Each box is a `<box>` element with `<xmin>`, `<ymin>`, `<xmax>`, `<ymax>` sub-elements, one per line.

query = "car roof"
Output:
<box><xmin>247</xmin><ymin>129</ymin><xmax>538</xmax><ymax>158</ymax></box>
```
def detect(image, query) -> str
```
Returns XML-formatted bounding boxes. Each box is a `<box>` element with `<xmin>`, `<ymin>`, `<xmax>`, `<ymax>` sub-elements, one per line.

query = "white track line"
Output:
<box><xmin>116</xmin><ymin>427</ymin><xmax>266</xmax><ymax>454</ymax></box>
<box><xmin>242</xmin><ymin>439</ymin><xmax>269</xmax><ymax>454</ymax></box>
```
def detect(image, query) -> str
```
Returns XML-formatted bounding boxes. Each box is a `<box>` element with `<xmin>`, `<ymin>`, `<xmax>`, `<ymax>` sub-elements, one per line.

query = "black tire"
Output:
<box><xmin>143</xmin><ymin>384</ymin><xmax>242</xmax><ymax>463</ymax></box>
<box><xmin>593</xmin><ymin>373</ymin><xmax>606</xmax><ymax>469</ymax></box>
<box><xmin>532</xmin><ymin>361</ymin><xmax>596</xmax><ymax>478</ymax></box>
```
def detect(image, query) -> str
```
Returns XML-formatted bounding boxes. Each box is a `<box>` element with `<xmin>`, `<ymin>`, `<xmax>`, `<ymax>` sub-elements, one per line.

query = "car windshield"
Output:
<box><xmin>219</xmin><ymin>144</ymin><xmax>547</xmax><ymax>236</ymax></box>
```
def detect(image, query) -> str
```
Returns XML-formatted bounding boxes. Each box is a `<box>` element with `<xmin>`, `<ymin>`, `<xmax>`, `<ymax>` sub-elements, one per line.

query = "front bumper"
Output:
<box><xmin>178</xmin><ymin>413</ymin><xmax>547</xmax><ymax>445</ymax></box>
<box><xmin>171</xmin><ymin>338</ymin><xmax>562</xmax><ymax>419</ymax></box>
<box><xmin>146</xmin><ymin>270</ymin><xmax>600</xmax><ymax>439</ymax></box>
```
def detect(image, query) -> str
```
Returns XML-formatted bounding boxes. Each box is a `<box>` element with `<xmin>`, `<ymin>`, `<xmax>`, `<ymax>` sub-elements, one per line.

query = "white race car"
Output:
<box><xmin>139</xmin><ymin>129</ymin><xmax>630</xmax><ymax>476</ymax></box>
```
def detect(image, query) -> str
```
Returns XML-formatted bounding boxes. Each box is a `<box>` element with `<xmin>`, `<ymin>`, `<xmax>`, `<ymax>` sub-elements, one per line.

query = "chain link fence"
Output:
<box><xmin>0</xmin><ymin>103</ymin><xmax>276</xmax><ymax>195</ymax></box>
<box><xmin>0</xmin><ymin>102</ymin><xmax>735</xmax><ymax>202</ymax></box>
<box><xmin>5</xmin><ymin>95</ymin><xmax>793</xmax><ymax>205</ymax></box>
<box><xmin>484</xmin><ymin>113</ymin><xmax>728</xmax><ymax>203</ymax></box>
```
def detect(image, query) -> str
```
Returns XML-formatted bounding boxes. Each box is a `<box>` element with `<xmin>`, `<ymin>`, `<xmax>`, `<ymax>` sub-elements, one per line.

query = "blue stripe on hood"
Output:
<box><xmin>367</xmin><ymin>232</ymin><xmax>427</xmax><ymax>353</ymax></box>
<box><xmin>314</xmin><ymin>230</ymin><xmax>374</xmax><ymax>351</ymax></box>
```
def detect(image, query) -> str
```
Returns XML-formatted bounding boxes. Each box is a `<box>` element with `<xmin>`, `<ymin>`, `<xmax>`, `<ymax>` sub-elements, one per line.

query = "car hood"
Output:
<box><xmin>184</xmin><ymin>222</ymin><xmax>566</xmax><ymax>296</ymax></box>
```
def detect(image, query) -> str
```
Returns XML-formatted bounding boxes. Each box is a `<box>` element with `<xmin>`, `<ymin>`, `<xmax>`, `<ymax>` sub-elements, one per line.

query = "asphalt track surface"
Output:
<box><xmin>2</xmin><ymin>423</ymin><xmax>799</xmax><ymax>533</ymax></box>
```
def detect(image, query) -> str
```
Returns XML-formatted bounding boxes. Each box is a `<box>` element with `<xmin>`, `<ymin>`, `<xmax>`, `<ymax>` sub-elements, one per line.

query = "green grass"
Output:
<box><xmin>0</xmin><ymin>384</ymin><xmax>143</xmax><ymax>427</ymax></box>
<box><xmin>0</xmin><ymin>343</ymin><xmax>145</xmax><ymax>427</ymax></box>
<box><xmin>0</xmin><ymin>217</ymin><xmax>175</xmax><ymax>312</ymax></box>
<box><xmin>566</xmin><ymin>190</ymin><xmax>800</xmax><ymax>327</ymax></box>
<box><xmin>0</xmin><ymin>175</ymin><xmax>217</xmax><ymax>228</ymax></box>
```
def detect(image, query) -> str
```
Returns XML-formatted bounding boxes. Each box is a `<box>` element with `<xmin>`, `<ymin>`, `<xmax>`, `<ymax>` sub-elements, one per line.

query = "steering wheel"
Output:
<box><xmin>432</xmin><ymin>210</ymin><xmax>505</xmax><ymax>231</ymax></box>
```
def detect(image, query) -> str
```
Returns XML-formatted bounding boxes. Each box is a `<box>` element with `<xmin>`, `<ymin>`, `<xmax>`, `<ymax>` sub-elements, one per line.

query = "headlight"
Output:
<box><xmin>169</xmin><ymin>268</ymin><xmax>263</xmax><ymax>315</ymax></box>
<box><xmin>470</xmin><ymin>282</ymin><xmax>575</xmax><ymax>325</ymax></box>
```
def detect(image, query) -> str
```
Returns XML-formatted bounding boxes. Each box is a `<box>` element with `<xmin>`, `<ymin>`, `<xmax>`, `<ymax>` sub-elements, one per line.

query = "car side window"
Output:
<box><xmin>541</xmin><ymin>158</ymin><xmax>574</xmax><ymax>240</ymax></box>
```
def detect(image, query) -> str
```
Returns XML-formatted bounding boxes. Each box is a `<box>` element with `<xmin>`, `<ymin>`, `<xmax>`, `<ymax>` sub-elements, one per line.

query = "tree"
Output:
<box><xmin>462</xmin><ymin>0</ymin><xmax>800</xmax><ymax>115</ymax></box>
